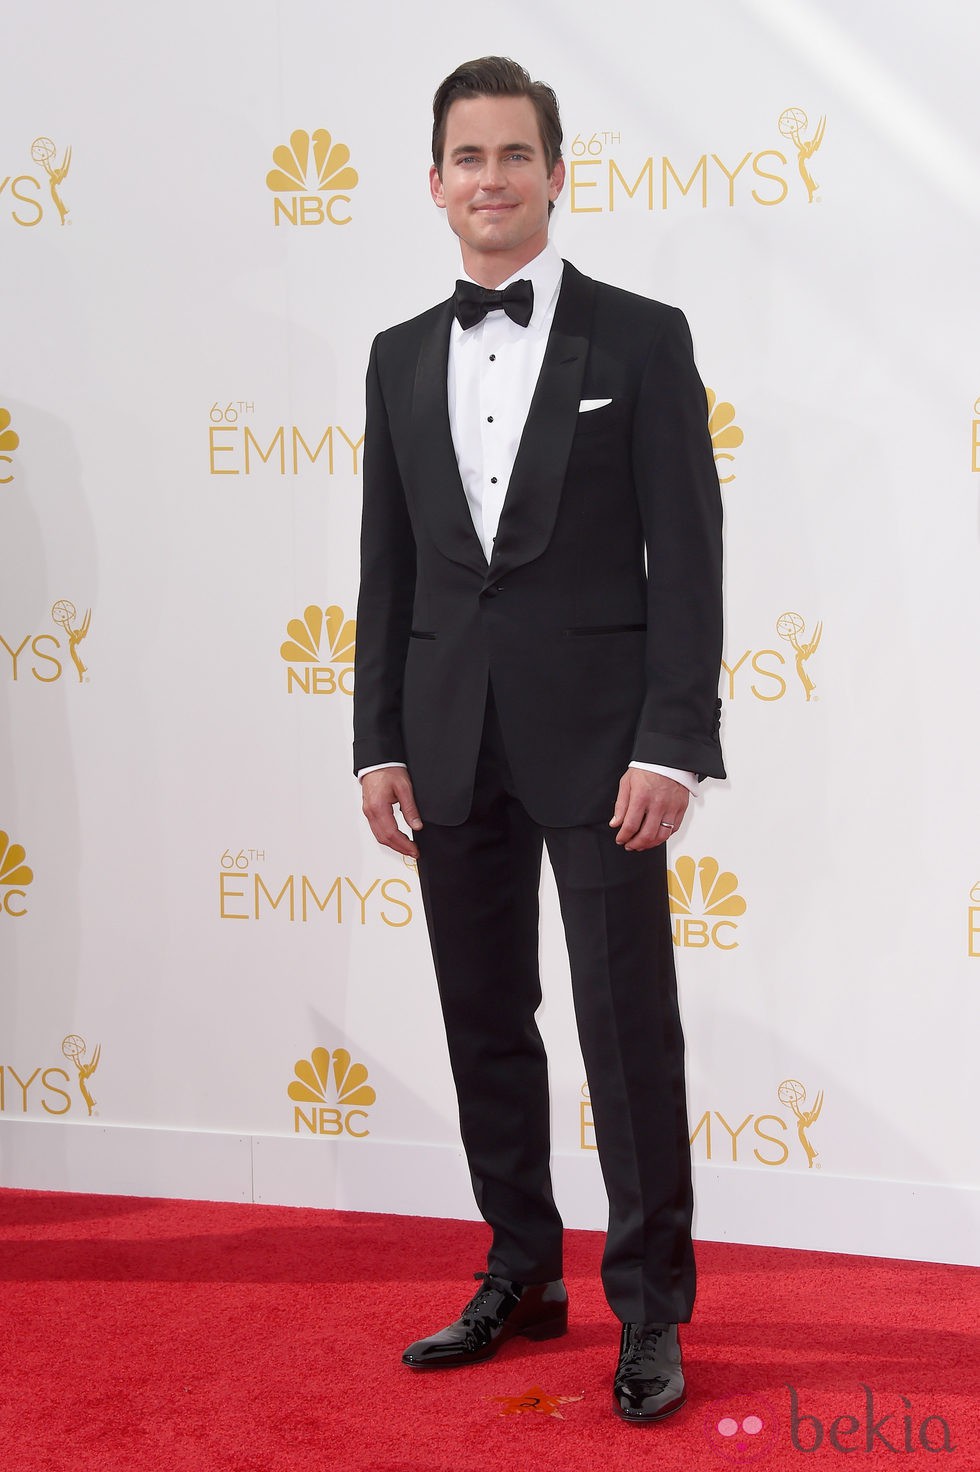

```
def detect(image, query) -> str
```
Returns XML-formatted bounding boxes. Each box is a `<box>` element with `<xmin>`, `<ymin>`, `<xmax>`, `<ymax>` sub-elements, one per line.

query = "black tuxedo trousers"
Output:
<box><xmin>416</xmin><ymin>684</ymin><xmax>696</xmax><ymax>1325</ymax></box>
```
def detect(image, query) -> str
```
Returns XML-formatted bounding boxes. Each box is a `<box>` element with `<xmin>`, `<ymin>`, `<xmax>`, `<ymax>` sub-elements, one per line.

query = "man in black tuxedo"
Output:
<box><xmin>354</xmin><ymin>56</ymin><xmax>724</xmax><ymax>1424</ymax></box>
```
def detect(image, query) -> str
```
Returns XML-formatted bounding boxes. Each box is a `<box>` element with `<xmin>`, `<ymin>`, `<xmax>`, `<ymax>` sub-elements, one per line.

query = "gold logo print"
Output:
<box><xmin>31</xmin><ymin>136</ymin><xmax>71</xmax><ymax>225</ymax></box>
<box><xmin>776</xmin><ymin>611</ymin><xmax>821</xmax><ymax>701</ymax></box>
<box><xmin>668</xmin><ymin>856</ymin><xmax>746</xmax><ymax>918</ymax></box>
<box><xmin>50</xmin><ymin>599</ymin><xmax>91</xmax><ymax>682</ymax></box>
<box><xmin>288</xmin><ymin>1046</ymin><xmax>376</xmax><ymax>1108</ymax></box>
<box><xmin>0</xmin><ymin>831</ymin><xmax>33</xmax><ymax>889</ymax></box>
<box><xmin>280</xmin><ymin>604</ymin><xmax>356</xmax><ymax>664</ymax></box>
<box><xmin>0</xmin><ymin>407</ymin><xmax>20</xmax><ymax>484</ymax></box>
<box><xmin>777</xmin><ymin>1078</ymin><xmax>823</xmax><ymax>1168</ymax></box>
<box><xmin>778</xmin><ymin>108</ymin><xmax>825</xmax><ymax>203</ymax></box>
<box><xmin>266</xmin><ymin>130</ymin><xmax>359</xmax><ymax>226</ymax></box>
<box><xmin>668</xmin><ymin>856</ymin><xmax>746</xmax><ymax>949</ymax></box>
<box><xmin>706</xmin><ymin>389</ymin><xmax>744</xmax><ymax>484</ymax></box>
<box><xmin>266</xmin><ymin>129</ymin><xmax>358</xmax><ymax>193</ymax></box>
<box><xmin>62</xmin><ymin>1034</ymin><xmax>101</xmax><ymax>1116</ymax></box>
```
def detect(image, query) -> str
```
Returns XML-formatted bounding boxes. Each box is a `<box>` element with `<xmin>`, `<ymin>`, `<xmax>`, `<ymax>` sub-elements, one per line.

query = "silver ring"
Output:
<box><xmin>659</xmin><ymin>821</ymin><xmax>675</xmax><ymax>829</ymax></box>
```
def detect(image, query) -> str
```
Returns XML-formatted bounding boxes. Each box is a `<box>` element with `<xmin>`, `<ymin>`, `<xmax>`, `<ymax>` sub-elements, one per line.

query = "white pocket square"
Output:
<box><xmin>578</xmin><ymin>398</ymin><xmax>612</xmax><ymax>413</ymax></box>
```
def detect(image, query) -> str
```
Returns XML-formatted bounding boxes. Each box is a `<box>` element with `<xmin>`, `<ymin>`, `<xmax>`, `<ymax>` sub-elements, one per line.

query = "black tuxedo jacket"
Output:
<box><xmin>353</xmin><ymin>260</ymin><xmax>725</xmax><ymax>827</ymax></box>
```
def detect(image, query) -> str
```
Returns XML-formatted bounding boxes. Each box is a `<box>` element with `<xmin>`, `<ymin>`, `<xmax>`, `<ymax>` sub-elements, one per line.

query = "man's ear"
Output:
<box><xmin>429</xmin><ymin>165</ymin><xmax>446</xmax><ymax>209</ymax></box>
<box><xmin>549</xmin><ymin>156</ymin><xmax>566</xmax><ymax>204</ymax></box>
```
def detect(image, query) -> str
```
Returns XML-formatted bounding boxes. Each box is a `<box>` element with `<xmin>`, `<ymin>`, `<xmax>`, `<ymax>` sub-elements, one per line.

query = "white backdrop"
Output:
<box><xmin>1</xmin><ymin>0</ymin><xmax>978</xmax><ymax>1266</ymax></box>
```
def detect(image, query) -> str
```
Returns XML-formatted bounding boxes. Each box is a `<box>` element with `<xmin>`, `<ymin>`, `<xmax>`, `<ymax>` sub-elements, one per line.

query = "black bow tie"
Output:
<box><xmin>453</xmin><ymin>278</ymin><xmax>534</xmax><ymax>330</ymax></box>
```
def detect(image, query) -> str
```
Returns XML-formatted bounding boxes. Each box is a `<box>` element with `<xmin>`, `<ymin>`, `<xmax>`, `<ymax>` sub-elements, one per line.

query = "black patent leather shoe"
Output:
<box><xmin>612</xmin><ymin>1321</ymin><xmax>686</xmax><ymax>1423</ymax></box>
<box><xmin>401</xmin><ymin>1272</ymin><xmax>568</xmax><ymax>1369</ymax></box>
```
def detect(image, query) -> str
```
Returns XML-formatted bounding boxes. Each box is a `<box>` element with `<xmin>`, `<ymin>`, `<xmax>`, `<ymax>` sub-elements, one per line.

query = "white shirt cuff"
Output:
<box><xmin>628</xmin><ymin>762</ymin><xmax>698</xmax><ymax>795</ymax></box>
<box><xmin>359</xmin><ymin>760</ymin><xmax>697</xmax><ymax>794</ymax></box>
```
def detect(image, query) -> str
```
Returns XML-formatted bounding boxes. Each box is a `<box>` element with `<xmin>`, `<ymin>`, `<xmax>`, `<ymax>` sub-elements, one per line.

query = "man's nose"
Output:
<box><xmin>479</xmin><ymin>159</ymin><xmax>506</xmax><ymax>189</ymax></box>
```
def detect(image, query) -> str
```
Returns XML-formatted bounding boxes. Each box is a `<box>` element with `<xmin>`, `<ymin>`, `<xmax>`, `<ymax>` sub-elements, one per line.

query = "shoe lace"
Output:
<box><xmin>460</xmin><ymin>1272</ymin><xmax>517</xmax><ymax>1325</ymax></box>
<box><xmin>620</xmin><ymin>1323</ymin><xmax>668</xmax><ymax>1374</ymax></box>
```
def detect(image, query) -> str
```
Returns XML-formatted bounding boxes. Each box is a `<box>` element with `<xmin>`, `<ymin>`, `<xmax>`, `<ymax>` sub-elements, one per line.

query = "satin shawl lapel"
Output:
<box><xmin>410</xmin><ymin>299</ymin><xmax>488</xmax><ymax>575</ymax></box>
<box><xmin>486</xmin><ymin>263</ymin><xmax>594</xmax><ymax>585</ymax></box>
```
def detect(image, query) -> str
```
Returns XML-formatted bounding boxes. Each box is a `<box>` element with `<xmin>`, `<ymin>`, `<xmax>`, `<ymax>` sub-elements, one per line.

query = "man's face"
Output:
<box><xmin>430</xmin><ymin>94</ymin><xmax>565</xmax><ymax>278</ymax></box>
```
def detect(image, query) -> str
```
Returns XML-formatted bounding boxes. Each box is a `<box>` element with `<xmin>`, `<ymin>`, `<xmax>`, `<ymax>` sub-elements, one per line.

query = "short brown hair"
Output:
<box><xmin>431</xmin><ymin>56</ymin><xmax>563</xmax><ymax>175</ymax></box>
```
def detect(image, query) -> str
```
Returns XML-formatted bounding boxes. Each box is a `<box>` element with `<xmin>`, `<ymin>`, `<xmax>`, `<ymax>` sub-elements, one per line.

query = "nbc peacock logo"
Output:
<box><xmin>668</xmin><ymin>855</ymin><xmax>746</xmax><ymax>950</ymax></box>
<box><xmin>0</xmin><ymin>830</ymin><xmax>33</xmax><ymax>917</ymax></box>
<box><xmin>289</xmin><ymin>1045</ymin><xmax>376</xmax><ymax>1137</ymax></box>
<box><xmin>280</xmin><ymin>603</ymin><xmax>355</xmax><ymax>695</ymax></box>
<box><xmin>0</xmin><ymin>407</ymin><xmax>20</xmax><ymax>484</ymax></box>
<box><xmin>266</xmin><ymin>128</ymin><xmax>359</xmax><ymax>226</ymax></box>
<box><xmin>706</xmin><ymin>389</ymin><xmax>744</xmax><ymax>485</ymax></box>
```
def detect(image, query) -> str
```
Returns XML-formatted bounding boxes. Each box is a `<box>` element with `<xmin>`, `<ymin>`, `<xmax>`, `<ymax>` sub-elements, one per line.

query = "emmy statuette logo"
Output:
<box><xmin>777</xmin><ymin>1078</ymin><xmax>823</xmax><ymax>1168</ymax></box>
<box><xmin>584</xmin><ymin>1077</ymin><xmax>825</xmax><ymax>1168</ymax></box>
<box><xmin>722</xmin><ymin>612</ymin><xmax>823</xmax><ymax>702</ymax></box>
<box><xmin>0</xmin><ymin>599</ymin><xmax>93</xmax><ymax>685</ymax></box>
<box><xmin>776</xmin><ymin>611</ymin><xmax>822</xmax><ymax>701</ymax></box>
<box><xmin>62</xmin><ymin>1035</ymin><xmax>101</xmax><ymax>1116</ymax></box>
<box><xmin>0</xmin><ymin>1034</ymin><xmax>102</xmax><ymax>1118</ymax></box>
<box><xmin>0</xmin><ymin>407</ymin><xmax>19</xmax><ymax>483</ymax></box>
<box><xmin>51</xmin><ymin>600</ymin><xmax>91</xmax><ymax>683</ymax></box>
<box><xmin>778</xmin><ymin>108</ymin><xmax>826</xmax><ymax>203</ymax></box>
<box><xmin>688</xmin><ymin>1079</ymin><xmax>825</xmax><ymax>1168</ymax></box>
<box><xmin>566</xmin><ymin>105</ymin><xmax>827</xmax><ymax>215</ymax></box>
<box><xmin>31</xmin><ymin>136</ymin><xmax>71</xmax><ymax>223</ymax></box>
<box><xmin>266</xmin><ymin>129</ymin><xmax>359</xmax><ymax>225</ymax></box>
<box><xmin>288</xmin><ymin>1046</ymin><xmax>376</xmax><ymax>1137</ymax></box>
<box><xmin>1</xmin><ymin>136</ymin><xmax>72</xmax><ymax>227</ymax></box>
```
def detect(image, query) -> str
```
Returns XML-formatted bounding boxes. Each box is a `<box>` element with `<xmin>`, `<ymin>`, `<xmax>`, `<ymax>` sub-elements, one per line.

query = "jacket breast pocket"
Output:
<box><xmin>572</xmin><ymin>400</ymin><xmax>625</xmax><ymax>439</ymax></box>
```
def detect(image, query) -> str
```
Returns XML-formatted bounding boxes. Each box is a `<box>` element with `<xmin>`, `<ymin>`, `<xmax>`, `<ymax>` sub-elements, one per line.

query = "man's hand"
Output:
<box><xmin>610</xmin><ymin>769</ymin><xmax>689</xmax><ymax>850</ymax></box>
<box><xmin>360</xmin><ymin>768</ymin><xmax>423</xmax><ymax>859</ymax></box>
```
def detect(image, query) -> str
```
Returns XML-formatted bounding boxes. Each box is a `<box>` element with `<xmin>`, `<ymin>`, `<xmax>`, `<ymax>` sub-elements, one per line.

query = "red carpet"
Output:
<box><xmin>0</xmin><ymin>1189</ymin><xmax>976</xmax><ymax>1470</ymax></box>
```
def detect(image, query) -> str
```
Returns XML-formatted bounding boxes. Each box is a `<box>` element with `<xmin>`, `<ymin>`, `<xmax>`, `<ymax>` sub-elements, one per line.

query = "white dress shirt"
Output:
<box><xmin>449</xmin><ymin>244</ymin><xmax>564</xmax><ymax>560</ymax></box>
<box><xmin>360</xmin><ymin>241</ymin><xmax>697</xmax><ymax>796</ymax></box>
